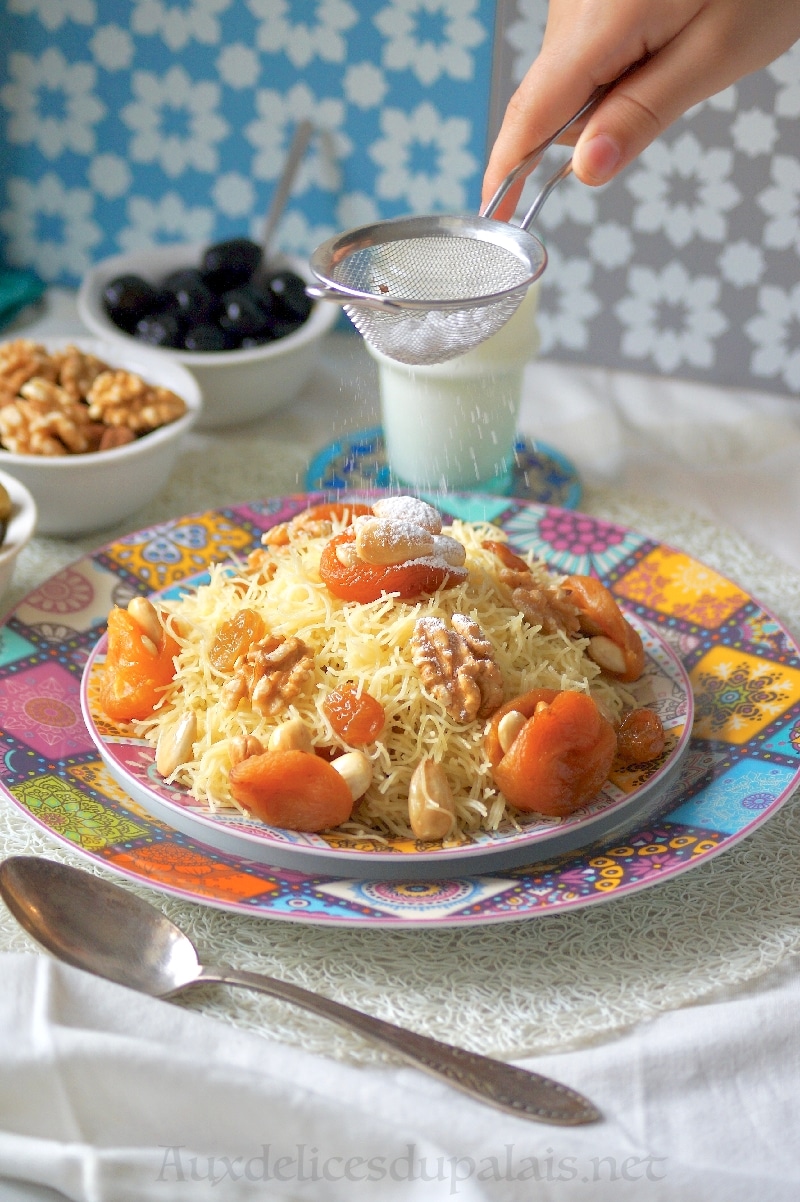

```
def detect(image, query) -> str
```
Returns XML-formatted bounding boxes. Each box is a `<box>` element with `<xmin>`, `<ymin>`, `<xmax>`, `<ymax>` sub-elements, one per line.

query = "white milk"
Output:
<box><xmin>367</xmin><ymin>285</ymin><xmax>540</xmax><ymax>491</ymax></box>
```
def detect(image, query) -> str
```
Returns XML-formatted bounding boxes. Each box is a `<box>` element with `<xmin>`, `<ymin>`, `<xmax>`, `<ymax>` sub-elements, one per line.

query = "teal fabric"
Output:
<box><xmin>0</xmin><ymin>270</ymin><xmax>45</xmax><ymax>332</ymax></box>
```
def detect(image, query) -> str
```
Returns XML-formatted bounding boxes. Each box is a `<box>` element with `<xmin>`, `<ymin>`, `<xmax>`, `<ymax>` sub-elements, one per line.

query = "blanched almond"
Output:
<box><xmin>587</xmin><ymin>635</ymin><xmax>627</xmax><ymax>676</ymax></box>
<box><xmin>156</xmin><ymin>710</ymin><xmax>197</xmax><ymax>778</ymax></box>
<box><xmin>354</xmin><ymin>516</ymin><xmax>434</xmax><ymax>566</ymax></box>
<box><xmin>330</xmin><ymin>750</ymin><xmax>373</xmax><ymax>800</ymax></box>
<box><xmin>127</xmin><ymin>596</ymin><xmax>163</xmax><ymax>648</ymax></box>
<box><xmin>335</xmin><ymin>541</ymin><xmax>360</xmax><ymax>568</ymax></box>
<box><xmin>371</xmin><ymin>496</ymin><xmax>442</xmax><ymax>533</ymax></box>
<box><xmin>267</xmin><ymin>716</ymin><xmax>313</xmax><ymax>754</ymax></box>
<box><xmin>497</xmin><ymin>709</ymin><xmax>527</xmax><ymax>754</ymax></box>
<box><xmin>408</xmin><ymin>758</ymin><xmax>455</xmax><ymax>841</ymax></box>
<box><xmin>432</xmin><ymin>534</ymin><xmax>466</xmax><ymax>566</ymax></box>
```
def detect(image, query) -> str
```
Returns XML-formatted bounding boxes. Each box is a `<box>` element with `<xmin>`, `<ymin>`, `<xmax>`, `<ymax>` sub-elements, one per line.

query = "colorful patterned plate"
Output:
<box><xmin>1</xmin><ymin>493</ymin><xmax>799</xmax><ymax>927</ymax></box>
<box><xmin>80</xmin><ymin>610</ymin><xmax>692</xmax><ymax>881</ymax></box>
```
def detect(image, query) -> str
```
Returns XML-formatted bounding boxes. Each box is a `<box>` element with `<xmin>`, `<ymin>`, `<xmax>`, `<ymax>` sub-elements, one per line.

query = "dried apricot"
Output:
<box><xmin>485</xmin><ymin>688</ymin><xmax>560</xmax><ymax>766</ymax></box>
<box><xmin>99</xmin><ymin>606</ymin><xmax>179</xmax><ymax>723</ymax></box>
<box><xmin>482</xmin><ymin>539</ymin><xmax>530</xmax><ymax>573</ymax></box>
<box><xmin>563</xmin><ymin>575</ymin><xmax>645</xmax><ymax>682</ymax></box>
<box><xmin>228</xmin><ymin>749</ymin><xmax>353</xmax><ymax>831</ymax></box>
<box><xmin>489</xmin><ymin>690</ymin><xmax>617</xmax><ymax>817</ymax></box>
<box><xmin>292</xmin><ymin>500</ymin><xmax>373</xmax><ymax>529</ymax></box>
<box><xmin>319</xmin><ymin>530</ymin><xmax>463</xmax><ymax>603</ymax></box>
<box><xmin>264</xmin><ymin>501</ymin><xmax>374</xmax><ymax>546</ymax></box>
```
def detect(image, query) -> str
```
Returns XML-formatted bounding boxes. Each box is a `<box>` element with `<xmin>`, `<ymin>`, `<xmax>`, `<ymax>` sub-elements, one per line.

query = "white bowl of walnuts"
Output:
<box><xmin>0</xmin><ymin>337</ymin><xmax>201</xmax><ymax>536</ymax></box>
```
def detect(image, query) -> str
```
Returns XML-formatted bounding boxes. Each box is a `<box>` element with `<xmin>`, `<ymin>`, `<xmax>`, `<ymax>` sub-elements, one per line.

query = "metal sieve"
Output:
<box><xmin>307</xmin><ymin>90</ymin><xmax>605</xmax><ymax>366</ymax></box>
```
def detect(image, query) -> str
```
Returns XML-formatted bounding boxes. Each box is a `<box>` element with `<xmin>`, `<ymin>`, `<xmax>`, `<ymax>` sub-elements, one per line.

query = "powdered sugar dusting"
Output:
<box><xmin>372</xmin><ymin>496</ymin><xmax>443</xmax><ymax>533</ymax></box>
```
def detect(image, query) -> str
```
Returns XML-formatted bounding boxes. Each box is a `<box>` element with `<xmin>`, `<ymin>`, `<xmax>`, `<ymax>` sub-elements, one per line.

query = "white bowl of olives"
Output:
<box><xmin>77</xmin><ymin>239</ymin><xmax>338</xmax><ymax>430</ymax></box>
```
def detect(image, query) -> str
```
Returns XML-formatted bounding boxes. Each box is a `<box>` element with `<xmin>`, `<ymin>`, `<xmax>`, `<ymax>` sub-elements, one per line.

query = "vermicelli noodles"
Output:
<box><xmin>134</xmin><ymin>517</ymin><xmax>627</xmax><ymax>840</ymax></box>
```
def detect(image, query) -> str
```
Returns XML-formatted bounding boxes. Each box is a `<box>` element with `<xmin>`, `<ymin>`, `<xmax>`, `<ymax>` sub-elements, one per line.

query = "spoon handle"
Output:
<box><xmin>260</xmin><ymin>120</ymin><xmax>313</xmax><ymax>260</ymax></box>
<box><xmin>202</xmin><ymin>964</ymin><xmax>600</xmax><ymax>1126</ymax></box>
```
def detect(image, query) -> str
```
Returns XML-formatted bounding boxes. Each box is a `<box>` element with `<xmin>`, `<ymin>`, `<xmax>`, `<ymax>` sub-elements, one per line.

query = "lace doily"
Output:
<box><xmin>1</xmin><ymin>445</ymin><xmax>799</xmax><ymax>1066</ymax></box>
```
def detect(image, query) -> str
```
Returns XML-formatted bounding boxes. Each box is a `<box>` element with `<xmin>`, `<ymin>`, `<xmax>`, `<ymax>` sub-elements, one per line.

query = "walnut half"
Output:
<box><xmin>220</xmin><ymin>634</ymin><xmax>314</xmax><ymax>717</ymax></box>
<box><xmin>411</xmin><ymin>613</ymin><xmax>503</xmax><ymax>723</ymax></box>
<box><xmin>0</xmin><ymin>378</ymin><xmax>102</xmax><ymax>456</ymax></box>
<box><xmin>498</xmin><ymin>566</ymin><xmax>581</xmax><ymax>636</ymax></box>
<box><xmin>86</xmin><ymin>370</ymin><xmax>187</xmax><ymax>432</ymax></box>
<box><xmin>0</xmin><ymin>339</ymin><xmax>57</xmax><ymax>395</ymax></box>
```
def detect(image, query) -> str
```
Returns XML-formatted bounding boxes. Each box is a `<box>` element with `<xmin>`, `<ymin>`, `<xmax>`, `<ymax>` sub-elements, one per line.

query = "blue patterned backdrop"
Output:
<box><xmin>0</xmin><ymin>0</ymin><xmax>496</xmax><ymax>284</ymax></box>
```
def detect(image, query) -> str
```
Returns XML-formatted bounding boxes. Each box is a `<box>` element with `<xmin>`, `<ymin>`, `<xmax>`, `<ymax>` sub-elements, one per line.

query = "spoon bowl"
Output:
<box><xmin>0</xmin><ymin>855</ymin><xmax>601</xmax><ymax>1126</ymax></box>
<box><xmin>0</xmin><ymin>854</ymin><xmax>200</xmax><ymax>996</ymax></box>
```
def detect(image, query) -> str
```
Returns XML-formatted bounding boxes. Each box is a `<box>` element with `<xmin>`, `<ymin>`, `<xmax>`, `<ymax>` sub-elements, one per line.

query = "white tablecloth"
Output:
<box><xmin>0</xmin><ymin>950</ymin><xmax>798</xmax><ymax>1202</ymax></box>
<box><xmin>1</xmin><ymin>292</ymin><xmax>799</xmax><ymax>1200</ymax></box>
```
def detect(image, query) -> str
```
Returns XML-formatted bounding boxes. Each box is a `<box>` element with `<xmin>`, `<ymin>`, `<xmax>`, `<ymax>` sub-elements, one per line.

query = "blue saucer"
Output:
<box><xmin>306</xmin><ymin>427</ymin><xmax>582</xmax><ymax>509</ymax></box>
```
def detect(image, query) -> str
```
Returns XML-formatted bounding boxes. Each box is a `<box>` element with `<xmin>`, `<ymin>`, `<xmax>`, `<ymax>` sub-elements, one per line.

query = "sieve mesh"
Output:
<box><xmin>330</xmin><ymin>235</ymin><xmax>531</xmax><ymax>303</ymax></box>
<box><xmin>344</xmin><ymin>293</ymin><xmax>525</xmax><ymax>365</ymax></box>
<box><xmin>331</xmin><ymin>233</ymin><xmax>533</xmax><ymax>363</ymax></box>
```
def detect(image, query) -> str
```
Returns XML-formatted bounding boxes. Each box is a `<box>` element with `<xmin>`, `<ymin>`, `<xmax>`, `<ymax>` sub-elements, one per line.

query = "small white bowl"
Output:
<box><xmin>0</xmin><ymin>468</ymin><xmax>37</xmax><ymax>610</ymax></box>
<box><xmin>0</xmin><ymin>337</ymin><xmax>201</xmax><ymax>537</ymax></box>
<box><xmin>77</xmin><ymin>243</ymin><xmax>338</xmax><ymax>429</ymax></box>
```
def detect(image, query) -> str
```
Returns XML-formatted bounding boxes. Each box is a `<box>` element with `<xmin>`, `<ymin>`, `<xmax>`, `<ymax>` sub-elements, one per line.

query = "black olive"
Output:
<box><xmin>201</xmin><ymin>238</ymin><xmax>262</xmax><ymax>293</ymax></box>
<box><xmin>218</xmin><ymin>287</ymin><xmax>273</xmax><ymax>341</ymax></box>
<box><xmin>103</xmin><ymin>274</ymin><xmax>161</xmax><ymax>333</ymax></box>
<box><xmin>161</xmin><ymin>267</ymin><xmax>205</xmax><ymax>292</ymax></box>
<box><xmin>182</xmin><ymin>323</ymin><xmax>228</xmax><ymax>352</ymax></box>
<box><xmin>263</xmin><ymin>270</ymin><xmax>313</xmax><ymax>324</ymax></box>
<box><xmin>163</xmin><ymin>271</ymin><xmax>219</xmax><ymax>324</ymax></box>
<box><xmin>246</xmin><ymin>281</ymin><xmax>278</xmax><ymax>320</ymax></box>
<box><xmin>135</xmin><ymin>310</ymin><xmax>184</xmax><ymax>348</ymax></box>
<box><xmin>239</xmin><ymin>332</ymin><xmax>276</xmax><ymax>348</ymax></box>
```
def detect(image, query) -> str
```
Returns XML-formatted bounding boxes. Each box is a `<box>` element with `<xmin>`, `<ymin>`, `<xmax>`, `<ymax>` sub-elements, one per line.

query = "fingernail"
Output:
<box><xmin>578</xmin><ymin>133</ymin><xmax>621</xmax><ymax>183</ymax></box>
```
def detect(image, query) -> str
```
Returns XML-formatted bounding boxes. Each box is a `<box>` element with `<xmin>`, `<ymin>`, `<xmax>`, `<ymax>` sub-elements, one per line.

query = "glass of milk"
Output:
<box><xmin>366</xmin><ymin>284</ymin><xmax>540</xmax><ymax>493</ymax></box>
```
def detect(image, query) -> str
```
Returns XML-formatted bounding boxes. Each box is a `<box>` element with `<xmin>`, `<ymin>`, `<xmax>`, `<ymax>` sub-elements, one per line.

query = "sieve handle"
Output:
<box><xmin>520</xmin><ymin>158</ymin><xmax>575</xmax><ymax>231</ymax></box>
<box><xmin>305</xmin><ymin>283</ymin><xmax>406</xmax><ymax>312</ymax></box>
<box><xmin>481</xmin><ymin>83</ymin><xmax>612</xmax><ymax>222</ymax></box>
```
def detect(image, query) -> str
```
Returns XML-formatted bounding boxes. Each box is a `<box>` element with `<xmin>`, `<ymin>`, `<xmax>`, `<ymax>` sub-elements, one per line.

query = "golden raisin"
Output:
<box><xmin>209</xmin><ymin>608</ymin><xmax>266</xmax><ymax>672</ymax></box>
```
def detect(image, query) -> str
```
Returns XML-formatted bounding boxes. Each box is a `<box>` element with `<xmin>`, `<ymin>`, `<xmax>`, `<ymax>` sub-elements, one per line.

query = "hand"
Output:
<box><xmin>483</xmin><ymin>0</ymin><xmax>800</xmax><ymax>218</ymax></box>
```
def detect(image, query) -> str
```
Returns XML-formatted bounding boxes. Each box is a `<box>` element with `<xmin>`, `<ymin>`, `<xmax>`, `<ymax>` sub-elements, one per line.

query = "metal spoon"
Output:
<box><xmin>0</xmin><ymin>855</ymin><xmax>600</xmax><ymax>1126</ymax></box>
<box><xmin>260</xmin><ymin>119</ymin><xmax>313</xmax><ymax>264</ymax></box>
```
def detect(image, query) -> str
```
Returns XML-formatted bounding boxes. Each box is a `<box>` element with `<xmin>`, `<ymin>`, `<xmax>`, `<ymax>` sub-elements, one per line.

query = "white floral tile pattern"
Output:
<box><xmin>496</xmin><ymin>0</ymin><xmax>800</xmax><ymax>394</ymax></box>
<box><xmin>0</xmin><ymin>0</ymin><xmax>494</xmax><ymax>282</ymax></box>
